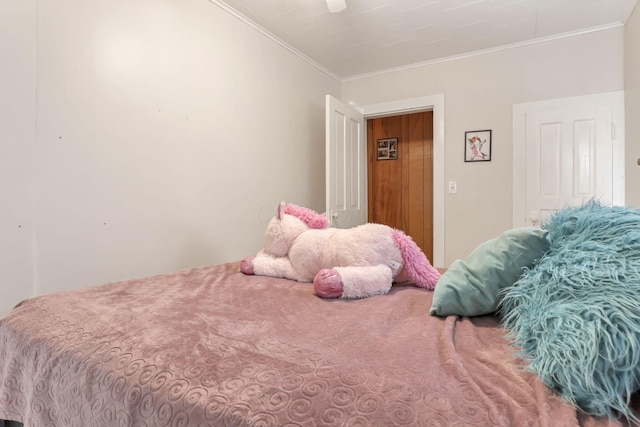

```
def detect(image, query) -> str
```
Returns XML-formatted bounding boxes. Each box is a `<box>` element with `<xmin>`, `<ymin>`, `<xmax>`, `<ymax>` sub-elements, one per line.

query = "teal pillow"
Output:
<box><xmin>429</xmin><ymin>227</ymin><xmax>549</xmax><ymax>317</ymax></box>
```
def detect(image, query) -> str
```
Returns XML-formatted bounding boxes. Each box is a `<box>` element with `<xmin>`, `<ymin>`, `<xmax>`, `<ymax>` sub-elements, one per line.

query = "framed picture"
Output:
<box><xmin>465</xmin><ymin>130</ymin><xmax>491</xmax><ymax>162</ymax></box>
<box><xmin>377</xmin><ymin>138</ymin><xmax>398</xmax><ymax>160</ymax></box>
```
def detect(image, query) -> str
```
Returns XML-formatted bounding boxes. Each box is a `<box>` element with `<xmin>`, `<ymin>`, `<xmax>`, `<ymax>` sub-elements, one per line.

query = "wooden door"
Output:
<box><xmin>367</xmin><ymin>111</ymin><xmax>434</xmax><ymax>260</ymax></box>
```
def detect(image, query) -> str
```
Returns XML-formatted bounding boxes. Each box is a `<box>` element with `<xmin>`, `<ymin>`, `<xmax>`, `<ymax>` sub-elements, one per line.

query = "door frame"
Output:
<box><xmin>352</xmin><ymin>94</ymin><xmax>445</xmax><ymax>268</ymax></box>
<box><xmin>512</xmin><ymin>91</ymin><xmax>625</xmax><ymax>228</ymax></box>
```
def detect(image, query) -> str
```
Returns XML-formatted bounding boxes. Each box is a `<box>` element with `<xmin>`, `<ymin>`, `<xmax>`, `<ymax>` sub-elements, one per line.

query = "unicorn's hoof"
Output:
<box><xmin>313</xmin><ymin>269</ymin><xmax>343</xmax><ymax>298</ymax></box>
<box><xmin>240</xmin><ymin>256</ymin><xmax>255</xmax><ymax>275</ymax></box>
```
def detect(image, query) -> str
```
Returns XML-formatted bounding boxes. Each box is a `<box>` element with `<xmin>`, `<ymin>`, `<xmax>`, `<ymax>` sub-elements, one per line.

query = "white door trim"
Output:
<box><xmin>512</xmin><ymin>91</ymin><xmax>625</xmax><ymax>228</ymax></box>
<box><xmin>352</xmin><ymin>94</ymin><xmax>445</xmax><ymax>268</ymax></box>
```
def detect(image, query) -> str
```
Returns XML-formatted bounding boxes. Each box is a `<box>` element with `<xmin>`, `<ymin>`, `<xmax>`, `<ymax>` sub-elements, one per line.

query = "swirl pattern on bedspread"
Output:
<box><xmin>0</xmin><ymin>262</ymin><xmax>625</xmax><ymax>426</ymax></box>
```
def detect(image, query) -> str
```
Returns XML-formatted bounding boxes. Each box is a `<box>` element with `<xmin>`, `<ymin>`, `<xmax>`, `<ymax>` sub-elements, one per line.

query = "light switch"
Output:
<box><xmin>448</xmin><ymin>181</ymin><xmax>457</xmax><ymax>194</ymax></box>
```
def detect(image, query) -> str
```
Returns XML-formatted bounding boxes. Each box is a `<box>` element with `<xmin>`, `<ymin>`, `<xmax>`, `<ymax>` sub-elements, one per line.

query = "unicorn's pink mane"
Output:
<box><xmin>284</xmin><ymin>204</ymin><xmax>329</xmax><ymax>229</ymax></box>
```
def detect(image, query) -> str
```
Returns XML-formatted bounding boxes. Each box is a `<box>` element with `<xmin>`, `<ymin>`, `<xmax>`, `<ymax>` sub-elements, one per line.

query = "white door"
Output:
<box><xmin>325</xmin><ymin>95</ymin><xmax>367</xmax><ymax>228</ymax></box>
<box><xmin>513</xmin><ymin>91</ymin><xmax>625</xmax><ymax>228</ymax></box>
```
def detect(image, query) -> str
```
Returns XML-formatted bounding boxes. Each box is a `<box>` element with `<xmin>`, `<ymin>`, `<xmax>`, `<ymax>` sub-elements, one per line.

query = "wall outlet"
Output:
<box><xmin>448</xmin><ymin>181</ymin><xmax>457</xmax><ymax>194</ymax></box>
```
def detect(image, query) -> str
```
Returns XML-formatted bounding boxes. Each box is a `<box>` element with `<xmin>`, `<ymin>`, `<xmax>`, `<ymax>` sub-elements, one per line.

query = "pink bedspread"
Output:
<box><xmin>0</xmin><ymin>262</ymin><xmax>632</xmax><ymax>426</ymax></box>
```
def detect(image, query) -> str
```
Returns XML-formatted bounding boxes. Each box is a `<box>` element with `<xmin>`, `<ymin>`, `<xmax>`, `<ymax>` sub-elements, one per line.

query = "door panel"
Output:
<box><xmin>368</xmin><ymin>116</ymin><xmax>403</xmax><ymax>228</ymax></box>
<box><xmin>368</xmin><ymin>111</ymin><xmax>434</xmax><ymax>260</ymax></box>
<box><xmin>405</xmin><ymin>113</ymin><xmax>433</xmax><ymax>254</ymax></box>
<box><xmin>525</xmin><ymin>105</ymin><xmax>613</xmax><ymax>226</ymax></box>
<box><xmin>513</xmin><ymin>91</ymin><xmax>624</xmax><ymax>228</ymax></box>
<box><xmin>325</xmin><ymin>95</ymin><xmax>366</xmax><ymax>228</ymax></box>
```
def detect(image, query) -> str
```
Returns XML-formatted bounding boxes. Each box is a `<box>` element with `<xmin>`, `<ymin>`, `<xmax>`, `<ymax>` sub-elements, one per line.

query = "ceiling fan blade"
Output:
<box><xmin>326</xmin><ymin>0</ymin><xmax>346</xmax><ymax>13</ymax></box>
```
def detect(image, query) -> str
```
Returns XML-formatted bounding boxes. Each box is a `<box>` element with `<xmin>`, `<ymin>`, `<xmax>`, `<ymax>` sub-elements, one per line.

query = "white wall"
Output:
<box><xmin>0</xmin><ymin>0</ymin><xmax>36</xmax><ymax>316</ymax></box>
<box><xmin>1</xmin><ymin>1</ymin><xmax>633</xmax><ymax>318</ymax></box>
<box><xmin>626</xmin><ymin>4</ymin><xmax>640</xmax><ymax>207</ymax></box>
<box><xmin>342</xmin><ymin>27</ymin><xmax>625</xmax><ymax>266</ymax></box>
<box><xmin>0</xmin><ymin>0</ymin><xmax>340</xmax><ymax>316</ymax></box>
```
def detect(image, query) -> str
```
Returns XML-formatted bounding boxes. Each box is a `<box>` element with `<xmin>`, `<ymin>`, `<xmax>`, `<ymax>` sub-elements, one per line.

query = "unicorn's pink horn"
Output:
<box><xmin>276</xmin><ymin>201</ymin><xmax>286</xmax><ymax>220</ymax></box>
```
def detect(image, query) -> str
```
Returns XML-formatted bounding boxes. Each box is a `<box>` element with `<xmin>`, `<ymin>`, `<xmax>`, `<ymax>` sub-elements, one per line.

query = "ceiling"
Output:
<box><xmin>213</xmin><ymin>0</ymin><xmax>638</xmax><ymax>80</ymax></box>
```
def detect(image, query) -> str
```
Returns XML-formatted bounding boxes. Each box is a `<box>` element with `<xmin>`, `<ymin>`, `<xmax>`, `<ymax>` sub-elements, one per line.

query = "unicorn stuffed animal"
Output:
<box><xmin>240</xmin><ymin>202</ymin><xmax>441</xmax><ymax>299</ymax></box>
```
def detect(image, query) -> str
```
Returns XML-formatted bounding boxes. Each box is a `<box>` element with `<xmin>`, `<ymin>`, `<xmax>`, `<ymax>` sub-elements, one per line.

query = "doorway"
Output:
<box><xmin>326</xmin><ymin>93</ymin><xmax>445</xmax><ymax>267</ymax></box>
<box><xmin>367</xmin><ymin>111</ymin><xmax>434</xmax><ymax>261</ymax></box>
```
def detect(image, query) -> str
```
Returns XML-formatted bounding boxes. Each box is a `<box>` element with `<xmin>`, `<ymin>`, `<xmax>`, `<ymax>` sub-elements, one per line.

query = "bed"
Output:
<box><xmin>0</xmin><ymin>258</ymin><xmax>637</xmax><ymax>426</ymax></box>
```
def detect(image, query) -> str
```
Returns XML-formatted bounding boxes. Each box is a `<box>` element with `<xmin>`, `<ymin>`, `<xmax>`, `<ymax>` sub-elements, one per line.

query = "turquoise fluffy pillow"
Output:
<box><xmin>500</xmin><ymin>201</ymin><xmax>640</xmax><ymax>422</ymax></box>
<box><xmin>429</xmin><ymin>227</ymin><xmax>549</xmax><ymax>317</ymax></box>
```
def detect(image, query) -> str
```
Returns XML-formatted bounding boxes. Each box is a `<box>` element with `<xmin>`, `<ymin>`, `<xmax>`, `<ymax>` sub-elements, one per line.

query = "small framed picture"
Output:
<box><xmin>377</xmin><ymin>138</ymin><xmax>398</xmax><ymax>160</ymax></box>
<box><xmin>465</xmin><ymin>130</ymin><xmax>491</xmax><ymax>162</ymax></box>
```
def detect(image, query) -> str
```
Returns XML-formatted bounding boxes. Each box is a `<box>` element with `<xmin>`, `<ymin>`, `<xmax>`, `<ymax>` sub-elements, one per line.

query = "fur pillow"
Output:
<box><xmin>500</xmin><ymin>201</ymin><xmax>640</xmax><ymax>422</ymax></box>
